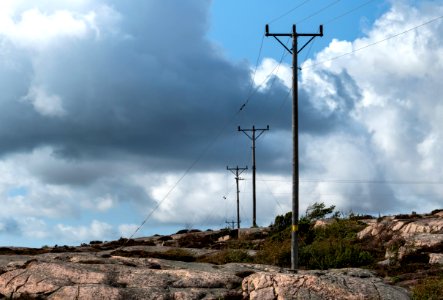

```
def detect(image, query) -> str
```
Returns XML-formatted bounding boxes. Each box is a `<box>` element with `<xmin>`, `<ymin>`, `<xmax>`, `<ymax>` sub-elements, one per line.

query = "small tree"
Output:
<box><xmin>272</xmin><ymin>211</ymin><xmax>292</xmax><ymax>232</ymax></box>
<box><xmin>301</xmin><ymin>202</ymin><xmax>336</xmax><ymax>223</ymax></box>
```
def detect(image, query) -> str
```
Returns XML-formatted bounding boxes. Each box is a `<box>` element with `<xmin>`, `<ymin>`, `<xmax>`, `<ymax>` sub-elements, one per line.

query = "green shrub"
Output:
<box><xmin>199</xmin><ymin>249</ymin><xmax>253</xmax><ymax>265</ymax></box>
<box><xmin>272</xmin><ymin>212</ymin><xmax>292</xmax><ymax>233</ymax></box>
<box><xmin>300</xmin><ymin>238</ymin><xmax>373</xmax><ymax>269</ymax></box>
<box><xmin>303</xmin><ymin>202</ymin><xmax>336</xmax><ymax>222</ymax></box>
<box><xmin>256</xmin><ymin>210</ymin><xmax>374</xmax><ymax>269</ymax></box>
<box><xmin>159</xmin><ymin>248</ymin><xmax>196</xmax><ymax>262</ymax></box>
<box><xmin>254</xmin><ymin>237</ymin><xmax>291</xmax><ymax>267</ymax></box>
<box><xmin>298</xmin><ymin>219</ymin><xmax>372</xmax><ymax>269</ymax></box>
<box><xmin>110</xmin><ymin>248</ymin><xmax>196</xmax><ymax>262</ymax></box>
<box><xmin>412</xmin><ymin>277</ymin><xmax>443</xmax><ymax>300</ymax></box>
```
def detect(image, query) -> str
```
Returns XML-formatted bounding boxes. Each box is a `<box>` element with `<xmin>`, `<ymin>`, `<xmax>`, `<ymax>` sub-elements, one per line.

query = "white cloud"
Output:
<box><xmin>23</xmin><ymin>85</ymin><xmax>66</xmax><ymax>117</ymax></box>
<box><xmin>1</xmin><ymin>0</ymin><xmax>443</xmax><ymax>247</ymax></box>
<box><xmin>292</xmin><ymin>1</ymin><xmax>443</xmax><ymax>214</ymax></box>
<box><xmin>118</xmin><ymin>223</ymin><xmax>139</xmax><ymax>238</ymax></box>
<box><xmin>148</xmin><ymin>172</ymin><xmax>229</xmax><ymax>225</ymax></box>
<box><xmin>253</xmin><ymin>57</ymin><xmax>292</xmax><ymax>90</ymax></box>
<box><xmin>55</xmin><ymin>220</ymin><xmax>114</xmax><ymax>242</ymax></box>
<box><xmin>0</xmin><ymin>8</ymin><xmax>92</xmax><ymax>49</ymax></box>
<box><xmin>95</xmin><ymin>195</ymin><xmax>115</xmax><ymax>211</ymax></box>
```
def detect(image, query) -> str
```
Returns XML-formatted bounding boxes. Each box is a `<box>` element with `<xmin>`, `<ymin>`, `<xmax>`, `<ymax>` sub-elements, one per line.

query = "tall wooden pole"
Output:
<box><xmin>265</xmin><ymin>24</ymin><xmax>323</xmax><ymax>271</ymax></box>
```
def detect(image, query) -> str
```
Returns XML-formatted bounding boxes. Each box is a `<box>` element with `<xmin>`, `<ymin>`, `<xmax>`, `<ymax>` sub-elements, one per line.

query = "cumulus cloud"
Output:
<box><xmin>293</xmin><ymin>0</ymin><xmax>443</xmax><ymax>214</ymax></box>
<box><xmin>55</xmin><ymin>220</ymin><xmax>115</xmax><ymax>242</ymax></box>
<box><xmin>0</xmin><ymin>9</ymin><xmax>90</xmax><ymax>47</ymax></box>
<box><xmin>1</xmin><ymin>0</ymin><xmax>443</xmax><ymax>246</ymax></box>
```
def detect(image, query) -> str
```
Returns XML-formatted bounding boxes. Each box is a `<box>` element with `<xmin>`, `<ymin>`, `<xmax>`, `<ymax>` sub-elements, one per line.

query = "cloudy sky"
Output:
<box><xmin>1</xmin><ymin>0</ymin><xmax>443</xmax><ymax>247</ymax></box>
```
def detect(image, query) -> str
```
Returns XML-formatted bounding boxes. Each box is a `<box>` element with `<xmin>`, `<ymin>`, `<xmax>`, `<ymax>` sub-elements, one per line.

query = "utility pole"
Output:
<box><xmin>265</xmin><ymin>24</ymin><xmax>323</xmax><ymax>271</ymax></box>
<box><xmin>227</xmin><ymin>166</ymin><xmax>248</xmax><ymax>229</ymax></box>
<box><xmin>225</xmin><ymin>220</ymin><xmax>236</xmax><ymax>230</ymax></box>
<box><xmin>238</xmin><ymin>125</ymin><xmax>269</xmax><ymax>227</ymax></box>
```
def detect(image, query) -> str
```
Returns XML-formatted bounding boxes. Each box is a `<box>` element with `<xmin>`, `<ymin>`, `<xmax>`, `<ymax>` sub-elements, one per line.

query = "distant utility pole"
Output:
<box><xmin>227</xmin><ymin>165</ymin><xmax>248</xmax><ymax>229</ymax></box>
<box><xmin>225</xmin><ymin>220</ymin><xmax>236</xmax><ymax>230</ymax></box>
<box><xmin>265</xmin><ymin>24</ymin><xmax>323</xmax><ymax>272</ymax></box>
<box><xmin>238</xmin><ymin>125</ymin><xmax>269</xmax><ymax>227</ymax></box>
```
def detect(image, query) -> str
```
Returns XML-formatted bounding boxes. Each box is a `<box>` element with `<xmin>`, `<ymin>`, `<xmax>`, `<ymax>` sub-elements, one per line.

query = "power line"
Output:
<box><xmin>324</xmin><ymin>0</ymin><xmax>378</xmax><ymax>25</ymax></box>
<box><xmin>255</xmin><ymin>178</ymin><xmax>443</xmax><ymax>185</ymax></box>
<box><xmin>268</xmin><ymin>0</ymin><xmax>312</xmax><ymax>24</ymax></box>
<box><xmin>239</xmin><ymin>39</ymin><xmax>289</xmax><ymax>111</ymax></box>
<box><xmin>303</xmin><ymin>14</ymin><xmax>443</xmax><ymax>69</ymax></box>
<box><xmin>125</xmin><ymin>109</ymin><xmax>246</xmax><ymax>241</ymax></box>
<box><xmin>297</xmin><ymin>0</ymin><xmax>341</xmax><ymax>24</ymax></box>
<box><xmin>246</xmin><ymin>34</ymin><xmax>265</xmax><ymax>98</ymax></box>
<box><xmin>124</xmin><ymin>32</ymin><xmax>291</xmax><ymax>242</ymax></box>
<box><xmin>267</xmin><ymin>0</ymin><xmax>380</xmax><ymax>70</ymax></box>
<box><xmin>257</xmin><ymin>174</ymin><xmax>284</xmax><ymax>213</ymax></box>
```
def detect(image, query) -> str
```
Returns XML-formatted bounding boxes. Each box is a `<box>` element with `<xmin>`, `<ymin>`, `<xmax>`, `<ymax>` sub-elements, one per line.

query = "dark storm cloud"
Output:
<box><xmin>0</xmin><ymin>0</ymin><xmax>296</xmax><ymax>177</ymax></box>
<box><xmin>0</xmin><ymin>0</ymin><xmax>373</xmax><ymax>207</ymax></box>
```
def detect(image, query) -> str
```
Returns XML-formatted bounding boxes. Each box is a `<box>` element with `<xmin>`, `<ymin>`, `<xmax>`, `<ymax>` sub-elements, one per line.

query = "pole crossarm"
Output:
<box><xmin>265</xmin><ymin>23</ymin><xmax>323</xmax><ymax>272</ymax></box>
<box><xmin>265</xmin><ymin>24</ymin><xmax>323</xmax><ymax>55</ymax></box>
<box><xmin>238</xmin><ymin>125</ymin><xmax>270</xmax><ymax>140</ymax></box>
<box><xmin>227</xmin><ymin>166</ymin><xmax>248</xmax><ymax>177</ymax></box>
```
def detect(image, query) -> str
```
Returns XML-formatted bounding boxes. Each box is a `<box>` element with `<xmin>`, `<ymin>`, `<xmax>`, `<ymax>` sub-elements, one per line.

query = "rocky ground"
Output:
<box><xmin>0</xmin><ymin>252</ymin><xmax>409</xmax><ymax>299</ymax></box>
<box><xmin>0</xmin><ymin>211</ymin><xmax>441</xmax><ymax>299</ymax></box>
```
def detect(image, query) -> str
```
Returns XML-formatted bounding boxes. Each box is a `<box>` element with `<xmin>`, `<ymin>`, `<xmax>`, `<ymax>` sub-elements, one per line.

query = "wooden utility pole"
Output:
<box><xmin>227</xmin><ymin>165</ymin><xmax>248</xmax><ymax>229</ymax></box>
<box><xmin>238</xmin><ymin>125</ymin><xmax>269</xmax><ymax>227</ymax></box>
<box><xmin>265</xmin><ymin>24</ymin><xmax>323</xmax><ymax>271</ymax></box>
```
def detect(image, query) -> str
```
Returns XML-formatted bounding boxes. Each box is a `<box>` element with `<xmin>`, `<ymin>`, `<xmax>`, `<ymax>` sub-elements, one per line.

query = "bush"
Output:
<box><xmin>199</xmin><ymin>249</ymin><xmax>253</xmax><ymax>265</ymax></box>
<box><xmin>256</xmin><ymin>211</ymin><xmax>374</xmax><ymax>269</ymax></box>
<box><xmin>255</xmin><ymin>224</ymin><xmax>290</xmax><ymax>266</ymax></box>
<box><xmin>298</xmin><ymin>219</ymin><xmax>373</xmax><ymax>269</ymax></box>
<box><xmin>303</xmin><ymin>202</ymin><xmax>336</xmax><ymax>221</ymax></box>
<box><xmin>300</xmin><ymin>239</ymin><xmax>373</xmax><ymax>269</ymax></box>
<box><xmin>272</xmin><ymin>212</ymin><xmax>292</xmax><ymax>233</ymax></box>
<box><xmin>412</xmin><ymin>277</ymin><xmax>443</xmax><ymax>300</ymax></box>
<box><xmin>160</xmin><ymin>249</ymin><xmax>196</xmax><ymax>262</ymax></box>
<box><xmin>89</xmin><ymin>240</ymin><xmax>103</xmax><ymax>245</ymax></box>
<box><xmin>110</xmin><ymin>248</ymin><xmax>196</xmax><ymax>262</ymax></box>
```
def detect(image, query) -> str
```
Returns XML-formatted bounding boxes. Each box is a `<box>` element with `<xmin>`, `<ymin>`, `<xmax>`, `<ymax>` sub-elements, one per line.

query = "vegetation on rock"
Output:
<box><xmin>199</xmin><ymin>249</ymin><xmax>254</xmax><ymax>265</ymax></box>
<box><xmin>412</xmin><ymin>274</ymin><xmax>443</xmax><ymax>300</ymax></box>
<box><xmin>254</xmin><ymin>202</ymin><xmax>373</xmax><ymax>269</ymax></box>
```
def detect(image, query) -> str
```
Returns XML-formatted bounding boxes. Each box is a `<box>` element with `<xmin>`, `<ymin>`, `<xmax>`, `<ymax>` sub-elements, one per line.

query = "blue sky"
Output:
<box><xmin>209</xmin><ymin>0</ymin><xmax>388</xmax><ymax>62</ymax></box>
<box><xmin>1</xmin><ymin>0</ymin><xmax>443</xmax><ymax>247</ymax></box>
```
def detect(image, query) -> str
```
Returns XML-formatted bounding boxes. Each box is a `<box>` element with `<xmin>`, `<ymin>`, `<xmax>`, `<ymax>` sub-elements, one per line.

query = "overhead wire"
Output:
<box><xmin>165</xmin><ymin>32</ymin><xmax>289</xmax><ymax>234</ymax></box>
<box><xmin>296</xmin><ymin>0</ymin><xmax>342</xmax><ymax>24</ymax></box>
<box><xmin>268</xmin><ymin>0</ymin><xmax>312</xmax><ymax>25</ymax></box>
<box><xmin>197</xmin><ymin>185</ymin><xmax>236</xmax><ymax>229</ymax></box>
<box><xmin>125</xmin><ymin>2</ymin><xmax>441</xmax><ymax>240</ymax></box>
<box><xmin>302</xmin><ymin>14</ymin><xmax>443</xmax><ymax>70</ymax></box>
<box><xmin>256</xmin><ymin>178</ymin><xmax>443</xmax><ymax>185</ymax></box>
<box><xmin>124</xmin><ymin>31</ymin><xmax>285</xmax><ymax>241</ymax></box>
<box><xmin>324</xmin><ymin>0</ymin><xmax>378</xmax><ymax>25</ymax></box>
<box><xmin>246</xmin><ymin>34</ymin><xmax>265</xmax><ymax>99</ymax></box>
<box><xmin>257</xmin><ymin>174</ymin><xmax>285</xmax><ymax>214</ymax></box>
<box><xmin>239</xmin><ymin>40</ymin><xmax>289</xmax><ymax>112</ymax></box>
